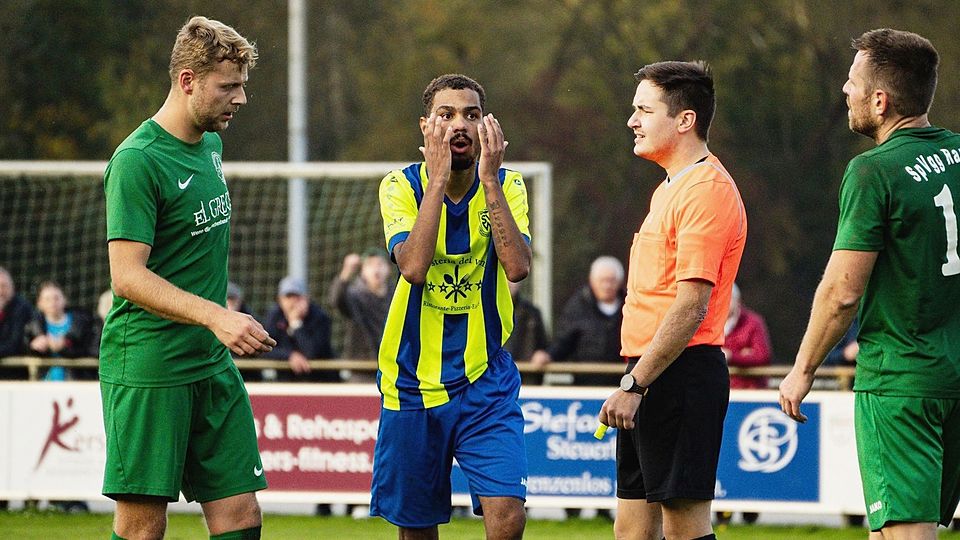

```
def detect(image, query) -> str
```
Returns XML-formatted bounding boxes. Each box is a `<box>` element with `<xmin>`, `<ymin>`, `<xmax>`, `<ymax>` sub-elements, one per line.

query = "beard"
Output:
<box><xmin>193</xmin><ymin>105</ymin><xmax>229</xmax><ymax>133</ymax></box>
<box><xmin>451</xmin><ymin>153</ymin><xmax>476</xmax><ymax>171</ymax></box>
<box><xmin>848</xmin><ymin>99</ymin><xmax>878</xmax><ymax>140</ymax></box>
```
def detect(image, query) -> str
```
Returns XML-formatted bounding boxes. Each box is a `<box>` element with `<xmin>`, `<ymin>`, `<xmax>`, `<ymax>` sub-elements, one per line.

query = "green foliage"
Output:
<box><xmin>4</xmin><ymin>0</ymin><xmax>960</xmax><ymax>354</ymax></box>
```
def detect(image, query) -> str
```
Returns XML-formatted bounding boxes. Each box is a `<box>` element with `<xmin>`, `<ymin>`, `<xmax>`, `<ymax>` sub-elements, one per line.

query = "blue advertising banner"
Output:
<box><xmin>715</xmin><ymin>401</ymin><xmax>820</xmax><ymax>502</ymax></box>
<box><xmin>452</xmin><ymin>397</ymin><xmax>617</xmax><ymax>499</ymax></box>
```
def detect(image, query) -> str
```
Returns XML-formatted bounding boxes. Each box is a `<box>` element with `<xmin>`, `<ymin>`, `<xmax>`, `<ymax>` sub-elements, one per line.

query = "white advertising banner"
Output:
<box><xmin>0</xmin><ymin>382</ymin><xmax>954</xmax><ymax>519</ymax></box>
<box><xmin>0</xmin><ymin>382</ymin><xmax>105</xmax><ymax>499</ymax></box>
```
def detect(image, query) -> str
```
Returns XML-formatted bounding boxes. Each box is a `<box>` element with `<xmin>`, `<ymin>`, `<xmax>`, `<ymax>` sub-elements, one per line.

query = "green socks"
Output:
<box><xmin>210</xmin><ymin>525</ymin><xmax>262</xmax><ymax>539</ymax></box>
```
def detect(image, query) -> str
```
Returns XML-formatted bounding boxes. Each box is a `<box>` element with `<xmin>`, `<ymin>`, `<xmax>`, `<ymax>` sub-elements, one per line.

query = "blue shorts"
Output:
<box><xmin>369</xmin><ymin>349</ymin><xmax>527</xmax><ymax>528</ymax></box>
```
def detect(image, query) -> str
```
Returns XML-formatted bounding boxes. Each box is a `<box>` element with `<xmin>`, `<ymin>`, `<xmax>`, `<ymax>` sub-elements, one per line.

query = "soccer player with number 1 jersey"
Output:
<box><xmin>780</xmin><ymin>29</ymin><xmax>960</xmax><ymax>537</ymax></box>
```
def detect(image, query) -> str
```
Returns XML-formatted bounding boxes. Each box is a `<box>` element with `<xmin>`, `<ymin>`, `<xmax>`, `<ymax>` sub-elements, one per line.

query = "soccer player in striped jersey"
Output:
<box><xmin>781</xmin><ymin>29</ymin><xmax>960</xmax><ymax>538</ymax></box>
<box><xmin>370</xmin><ymin>74</ymin><xmax>531</xmax><ymax>539</ymax></box>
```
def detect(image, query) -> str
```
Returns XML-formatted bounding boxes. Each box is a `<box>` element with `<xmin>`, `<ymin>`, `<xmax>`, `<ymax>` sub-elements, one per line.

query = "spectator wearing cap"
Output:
<box><xmin>261</xmin><ymin>276</ymin><xmax>337</xmax><ymax>381</ymax></box>
<box><xmin>226</xmin><ymin>281</ymin><xmax>256</xmax><ymax>318</ymax></box>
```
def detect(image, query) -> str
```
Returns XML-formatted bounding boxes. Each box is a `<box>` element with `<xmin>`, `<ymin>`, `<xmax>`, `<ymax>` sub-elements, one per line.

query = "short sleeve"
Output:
<box><xmin>104</xmin><ymin>148</ymin><xmax>159</xmax><ymax>245</ymax></box>
<box><xmin>379</xmin><ymin>171</ymin><xmax>419</xmax><ymax>256</ymax></box>
<box><xmin>503</xmin><ymin>171</ymin><xmax>531</xmax><ymax>244</ymax></box>
<box><xmin>675</xmin><ymin>179</ymin><xmax>743</xmax><ymax>285</ymax></box>
<box><xmin>833</xmin><ymin>156</ymin><xmax>886</xmax><ymax>251</ymax></box>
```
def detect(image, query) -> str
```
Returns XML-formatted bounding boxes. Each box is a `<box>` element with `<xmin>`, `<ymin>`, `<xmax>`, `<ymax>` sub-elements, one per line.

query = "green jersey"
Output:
<box><xmin>834</xmin><ymin>127</ymin><xmax>960</xmax><ymax>398</ymax></box>
<box><xmin>100</xmin><ymin>119</ymin><xmax>233</xmax><ymax>386</ymax></box>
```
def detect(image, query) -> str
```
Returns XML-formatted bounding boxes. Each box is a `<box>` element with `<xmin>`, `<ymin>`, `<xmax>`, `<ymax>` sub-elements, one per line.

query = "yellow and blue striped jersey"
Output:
<box><xmin>377</xmin><ymin>163</ymin><xmax>531</xmax><ymax>410</ymax></box>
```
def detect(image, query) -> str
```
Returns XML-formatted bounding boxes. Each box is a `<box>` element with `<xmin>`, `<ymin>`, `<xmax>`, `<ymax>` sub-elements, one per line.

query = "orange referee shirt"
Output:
<box><xmin>621</xmin><ymin>153</ymin><xmax>747</xmax><ymax>357</ymax></box>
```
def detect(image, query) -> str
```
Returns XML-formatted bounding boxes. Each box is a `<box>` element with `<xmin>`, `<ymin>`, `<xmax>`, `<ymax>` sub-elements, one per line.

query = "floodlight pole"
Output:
<box><xmin>287</xmin><ymin>0</ymin><xmax>308</xmax><ymax>282</ymax></box>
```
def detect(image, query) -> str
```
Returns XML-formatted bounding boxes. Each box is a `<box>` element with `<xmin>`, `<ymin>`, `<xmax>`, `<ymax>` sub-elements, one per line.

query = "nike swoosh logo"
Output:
<box><xmin>254</xmin><ymin>465</ymin><xmax>263</xmax><ymax>477</ymax></box>
<box><xmin>178</xmin><ymin>174</ymin><xmax>194</xmax><ymax>189</ymax></box>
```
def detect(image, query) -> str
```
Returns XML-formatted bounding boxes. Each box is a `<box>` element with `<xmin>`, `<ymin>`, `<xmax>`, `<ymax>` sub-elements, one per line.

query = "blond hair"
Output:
<box><xmin>168</xmin><ymin>16</ymin><xmax>257</xmax><ymax>81</ymax></box>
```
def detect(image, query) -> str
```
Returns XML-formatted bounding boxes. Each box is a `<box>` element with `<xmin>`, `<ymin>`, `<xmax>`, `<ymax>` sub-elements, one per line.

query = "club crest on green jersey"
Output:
<box><xmin>211</xmin><ymin>152</ymin><xmax>225</xmax><ymax>185</ymax></box>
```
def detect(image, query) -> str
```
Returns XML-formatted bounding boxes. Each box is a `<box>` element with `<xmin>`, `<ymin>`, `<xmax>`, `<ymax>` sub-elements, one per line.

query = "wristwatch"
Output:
<box><xmin>619</xmin><ymin>373</ymin><xmax>649</xmax><ymax>396</ymax></box>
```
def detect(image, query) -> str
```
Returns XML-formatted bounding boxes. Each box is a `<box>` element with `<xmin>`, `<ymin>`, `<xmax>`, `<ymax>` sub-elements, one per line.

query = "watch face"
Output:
<box><xmin>620</xmin><ymin>374</ymin><xmax>634</xmax><ymax>392</ymax></box>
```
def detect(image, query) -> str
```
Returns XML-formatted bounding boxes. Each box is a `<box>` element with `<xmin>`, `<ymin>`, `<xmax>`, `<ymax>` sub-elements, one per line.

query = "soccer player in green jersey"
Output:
<box><xmin>100</xmin><ymin>16</ymin><xmax>275</xmax><ymax>540</ymax></box>
<box><xmin>370</xmin><ymin>74</ymin><xmax>531</xmax><ymax>539</ymax></box>
<box><xmin>780</xmin><ymin>29</ymin><xmax>960</xmax><ymax>538</ymax></box>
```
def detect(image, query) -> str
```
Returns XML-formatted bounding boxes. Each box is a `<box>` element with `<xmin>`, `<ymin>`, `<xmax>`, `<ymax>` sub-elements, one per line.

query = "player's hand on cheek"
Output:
<box><xmin>477</xmin><ymin>114</ymin><xmax>508</xmax><ymax>183</ymax></box>
<box><xmin>419</xmin><ymin>112</ymin><xmax>453</xmax><ymax>184</ymax></box>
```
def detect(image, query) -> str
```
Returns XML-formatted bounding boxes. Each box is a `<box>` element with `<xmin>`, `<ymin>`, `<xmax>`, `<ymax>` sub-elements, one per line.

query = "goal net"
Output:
<box><xmin>0</xmin><ymin>161</ymin><xmax>553</xmax><ymax>350</ymax></box>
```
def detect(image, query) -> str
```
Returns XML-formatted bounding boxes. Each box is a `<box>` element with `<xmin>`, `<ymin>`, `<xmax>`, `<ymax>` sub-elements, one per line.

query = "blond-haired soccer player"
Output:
<box><xmin>599</xmin><ymin>61</ymin><xmax>746</xmax><ymax>540</ymax></box>
<box><xmin>100</xmin><ymin>16</ymin><xmax>275</xmax><ymax>540</ymax></box>
<box><xmin>780</xmin><ymin>29</ymin><xmax>960</xmax><ymax>539</ymax></box>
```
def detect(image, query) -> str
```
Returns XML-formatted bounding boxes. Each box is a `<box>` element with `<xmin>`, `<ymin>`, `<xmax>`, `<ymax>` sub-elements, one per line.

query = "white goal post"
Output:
<box><xmin>0</xmin><ymin>160</ymin><xmax>553</xmax><ymax>328</ymax></box>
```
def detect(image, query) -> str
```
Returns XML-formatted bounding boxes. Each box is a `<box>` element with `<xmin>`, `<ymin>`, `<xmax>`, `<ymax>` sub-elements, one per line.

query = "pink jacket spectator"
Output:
<box><xmin>724</xmin><ymin>307</ymin><xmax>772</xmax><ymax>389</ymax></box>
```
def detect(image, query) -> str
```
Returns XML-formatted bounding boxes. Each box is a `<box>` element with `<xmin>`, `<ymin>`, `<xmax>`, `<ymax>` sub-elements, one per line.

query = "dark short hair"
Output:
<box><xmin>422</xmin><ymin>74</ymin><xmax>486</xmax><ymax>116</ymax></box>
<box><xmin>37</xmin><ymin>280</ymin><xmax>62</xmax><ymax>296</ymax></box>
<box><xmin>634</xmin><ymin>61</ymin><xmax>715</xmax><ymax>141</ymax></box>
<box><xmin>851</xmin><ymin>28</ymin><xmax>938</xmax><ymax>117</ymax></box>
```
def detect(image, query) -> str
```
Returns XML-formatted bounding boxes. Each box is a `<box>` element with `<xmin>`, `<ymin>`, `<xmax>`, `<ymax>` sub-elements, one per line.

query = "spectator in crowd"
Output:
<box><xmin>717</xmin><ymin>283</ymin><xmax>771</xmax><ymax>525</ymax></box>
<box><xmin>89</xmin><ymin>289</ymin><xmax>113</xmax><ymax>358</ymax></box>
<box><xmin>824</xmin><ymin>319</ymin><xmax>859</xmax><ymax>392</ymax></box>
<box><xmin>824</xmin><ymin>319</ymin><xmax>859</xmax><ymax>367</ymax></box>
<box><xmin>262</xmin><ymin>275</ymin><xmax>336</xmax><ymax>382</ymax></box>
<box><xmin>225</xmin><ymin>281</ymin><xmax>267</xmax><ymax>381</ymax></box>
<box><xmin>327</xmin><ymin>249</ymin><xmax>393</xmax><ymax>362</ymax></box>
<box><xmin>723</xmin><ymin>283</ymin><xmax>773</xmax><ymax>390</ymax></box>
<box><xmin>531</xmin><ymin>256</ymin><xmax>625</xmax><ymax>386</ymax></box>
<box><xmin>25</xmin><ymin>280</ymin><xmax>95</xmax><ymax>512</ymax></box>
<box><xmin>0</xmin><ymin>266</ymin><xmax>33</xmax><ymax>379</ymax></box>
<box><xmin>504</xmin><ymin>280</ymin><xmax>549</xmax><ymax>385</ymax></box>
<box><xmin>24</xmin><ymin>281</ymin><xmax>95</xmax><ymax>381</ymax></box>
<box><xmin>226</xmin><ymin>281</ymin><xmax>255</xmax><ymax>317</ymax></box>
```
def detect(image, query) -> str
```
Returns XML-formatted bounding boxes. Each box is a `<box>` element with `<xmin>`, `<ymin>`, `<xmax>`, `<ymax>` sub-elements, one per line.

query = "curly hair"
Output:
<box><xmin>422</xmin><ymin>74</ymin><xmax>486</xmax><ymax>116</ymax></box>
<box><xmin>168</xmin><ymin>16</ymin><xmax>258</xmax><ymax>81</ymax></box>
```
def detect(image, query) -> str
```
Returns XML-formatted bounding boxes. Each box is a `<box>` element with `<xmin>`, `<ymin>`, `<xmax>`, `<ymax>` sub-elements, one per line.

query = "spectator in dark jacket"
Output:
<box><xmin>0</xmin><ymin>266</ymin><xmax>33</xmax><ymax>379</ymax></box>
<box><xmin>531</xmin><ymin>256</ymin><xmax>625</xmax><ymax>386</ymax></box>
<box><xmin>262</xmin><ymin>276</ymin><xmax>337</xmax><ymax>382</ymax></box>
<box><xmin>327</xmin><ymin>249</ymin><xmax>393</xmax><ymax>361</ymax></box>
<box><xmin>504</xmin><ymin>280</ymin><xmax>549</xmax><ymax>385</ymax></box>
<box><xmin>0</xmin><ymin>268</ymin><xmax>32</xmax><ymax>353</ymax></box>
<box><xmin>24</xmin><ymin>281</ymin><xmax>95</xmax><ymax>380</ymax></box>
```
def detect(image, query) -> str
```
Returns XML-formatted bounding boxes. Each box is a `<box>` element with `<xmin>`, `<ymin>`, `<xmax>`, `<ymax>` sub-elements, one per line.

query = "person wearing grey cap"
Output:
<box><xmin>261</xmin><ymin>275</ymin><xmax>336</xmax><ymax>381</ymax></box>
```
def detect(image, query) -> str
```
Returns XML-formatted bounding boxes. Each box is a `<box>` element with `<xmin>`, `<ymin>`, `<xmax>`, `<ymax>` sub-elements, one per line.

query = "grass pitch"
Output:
<box><xmin>2</xmin><ymin>511</ymin><xmax>960</xmax><ymax>539</ymax></box>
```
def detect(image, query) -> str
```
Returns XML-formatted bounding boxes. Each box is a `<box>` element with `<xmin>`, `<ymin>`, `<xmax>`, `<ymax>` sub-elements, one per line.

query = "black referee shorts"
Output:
<box><xmin>616</xmin><ymin>344</ymin><xmax>729</xmax><ymax>502</ymax></box>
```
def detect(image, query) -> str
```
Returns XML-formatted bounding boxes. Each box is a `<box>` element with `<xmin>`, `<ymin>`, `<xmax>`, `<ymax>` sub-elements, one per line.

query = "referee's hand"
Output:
<box><xmin>213</xmin><ymin>309</ymin><xmax>277</xmax><ymax>357</ymax></box>
<box><xmin>599</xmin><ymin>389</ymin><xmax>643</xmax><ymax>431</ymax></box>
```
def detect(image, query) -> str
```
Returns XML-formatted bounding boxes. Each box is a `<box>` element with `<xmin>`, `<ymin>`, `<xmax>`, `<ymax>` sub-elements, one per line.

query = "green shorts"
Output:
<box><xmin>855</xmin><ymin>392</ymin><xmax>960</xmax><ymax>530</ymax></box>
<box><xmin>100</xmin><ymin>363</ymin><xmax>267</xmax><ymax>503</ymax></box>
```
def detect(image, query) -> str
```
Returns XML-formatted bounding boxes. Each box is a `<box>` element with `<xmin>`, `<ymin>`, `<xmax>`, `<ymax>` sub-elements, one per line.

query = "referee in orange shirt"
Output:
<box><xmin>599</xmin><ymin>61</ymin><xmax>747</xmax><ymax>540</ymax></box>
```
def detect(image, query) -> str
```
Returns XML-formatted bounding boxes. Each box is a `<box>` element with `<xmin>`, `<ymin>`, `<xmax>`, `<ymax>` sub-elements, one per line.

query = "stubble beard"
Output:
<box><xmin>451</xmin><ymin>153</ymin><xmax>476</xmax><ymax>171</ymax></box>
<box><xmin>848</xmin><ymin>99</ymin><xmax>878</xmax><ymax>140</ymax></box>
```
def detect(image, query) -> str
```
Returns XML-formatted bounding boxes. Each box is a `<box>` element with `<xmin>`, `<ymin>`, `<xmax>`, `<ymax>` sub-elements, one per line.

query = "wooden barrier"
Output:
<box><xmin>0</xmin><ymin>356</ymin><xmax>856</xmax><ymax>389</ymax></box>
